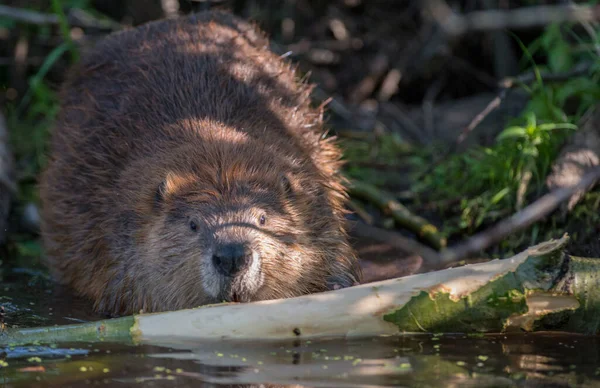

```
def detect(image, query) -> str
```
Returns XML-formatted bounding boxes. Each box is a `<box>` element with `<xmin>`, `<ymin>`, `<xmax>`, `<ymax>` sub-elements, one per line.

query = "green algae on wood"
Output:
<box><xmin>0</xmin><ymin>316</ymin><xmax>136</xmax><ymax>346</ymax></box>
<box><xmin>347</xmin><ymin>180</ymin><xmax>447</xmax><ymax>249</ymax></box>
<box><xmin>383</xmin><ymin>234</ymin><xmax>600</xmax><ymax>334</ymax></box>
<box><xmin>533</xmin><ymin>255</ymin><xmax>600</xmax><ymax>335</ymax></box>
<box><xmin>382</xmin><ymin>286</ymin><xmax>528</xmax><ymax>333</ymax></box>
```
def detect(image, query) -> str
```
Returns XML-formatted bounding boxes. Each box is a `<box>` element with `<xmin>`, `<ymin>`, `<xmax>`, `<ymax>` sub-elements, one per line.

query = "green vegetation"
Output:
<box><xmin>412</xmin><ymin>20</ymin><xmax>600</xmax><ymax>243</ymax></box>
<box><xmin>0</xmin><ymin>1</ymin><xmax>87</xmax><ymax>260</ymax></box>
<box><xmin>1</xmin><ymin>1</ymin><xmax>85</xmax><ymax>202</ymax></box>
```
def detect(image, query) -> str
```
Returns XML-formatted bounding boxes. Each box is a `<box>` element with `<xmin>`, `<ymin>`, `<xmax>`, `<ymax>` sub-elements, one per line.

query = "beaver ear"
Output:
<box><xmin>279</xmin><ymin>174</ymin><xmax>294</xmax><ymax>196</ymax></box>
<box><xmin>154</xmin><ymin>172</ymin><xmax>185</xmax><ymax>206</ymax></box>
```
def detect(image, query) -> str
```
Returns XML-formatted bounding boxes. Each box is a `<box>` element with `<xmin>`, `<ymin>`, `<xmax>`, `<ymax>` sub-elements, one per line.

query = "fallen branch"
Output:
<box><xmin>425</xmin><ymin>1</ymin><xmax>600</xmax><ymax>36</ymax></box>
<box><xmin>350</xmin><ymin>221</ymin><xmax>442</xmax><ymax>265</ymax></box>
<box><xmin>348</xmin><ymin>180</ymin><xmax>447</xmax><ymax>250</ymax></box>
<box><xmin>0</xmin><ymin>5</ymin><xmax>59</xmax><ymax>25</ymax></box>
<box><xmin>0</xmin><ymin>5</ymin><xmax>119</xmax><ymax>30</ymax></box>
<box><xmin>439</xmin><ymin>165</ymin><xmax>600</xmax><ymax>265</ymax></box>
<box><xmin>5</xmin><ymin>235</ymin><xmax>600</xmax><ymax>346</ymax></box>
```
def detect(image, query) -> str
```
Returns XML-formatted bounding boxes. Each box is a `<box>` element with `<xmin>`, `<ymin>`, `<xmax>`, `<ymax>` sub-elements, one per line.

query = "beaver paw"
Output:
<box><xmin>326</xmin><ymin>270</ymin><xmax>360</xmax><ymax>291</ymax></box>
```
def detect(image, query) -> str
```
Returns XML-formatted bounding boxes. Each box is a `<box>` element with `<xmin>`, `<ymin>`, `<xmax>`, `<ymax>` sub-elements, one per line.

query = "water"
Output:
<box><xmin>2</xmin><ymin>264</ymin><xmax>600</xmax><ymax>387</ymax></box>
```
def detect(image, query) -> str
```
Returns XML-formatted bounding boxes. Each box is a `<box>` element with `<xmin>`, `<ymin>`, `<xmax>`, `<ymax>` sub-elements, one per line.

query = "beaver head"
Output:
<box><xmin>110</xmin><ymin>124</ymin><xmax>360</xmax><ymax>313</ymax></box>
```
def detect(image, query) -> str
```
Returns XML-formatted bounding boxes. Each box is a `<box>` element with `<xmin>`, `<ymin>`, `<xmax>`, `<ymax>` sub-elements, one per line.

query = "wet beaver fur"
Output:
<box><xmin>40</xmin><ymin>11</ymin><xmax>361</xmax><ymax>316</ymax></box>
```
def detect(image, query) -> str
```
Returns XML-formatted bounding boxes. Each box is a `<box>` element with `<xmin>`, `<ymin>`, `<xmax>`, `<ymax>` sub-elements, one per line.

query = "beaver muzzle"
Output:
<box><xmin>212</xmin><ymin>242</ymin><xmax>253</xmax><ymax>277</ymax></box>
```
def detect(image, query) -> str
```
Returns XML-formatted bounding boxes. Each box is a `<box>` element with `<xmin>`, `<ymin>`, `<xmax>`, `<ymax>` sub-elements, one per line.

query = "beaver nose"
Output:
<box><xmin>212</xmin><ymin>243</ymin><xmax>253</xmax><ymax>276</ymax></box>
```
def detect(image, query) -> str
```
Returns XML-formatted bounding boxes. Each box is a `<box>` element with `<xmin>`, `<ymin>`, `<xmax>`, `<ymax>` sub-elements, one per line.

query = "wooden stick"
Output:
<box><xmin>425</xmin><ymin>1</ymin><xmax>600</xmax><ymax>36</ymax></box>
<box><xmin>348</xmin><ymin>181</ymin><xmax>447</xmax><ymax>250</ymax></box>
<box><xmin>439</xmin><ymin>165</ymin><xmax>600</xmax><ymax>264</ymax></box>
<box><xmin>0</xmin><ymin>5</ymin><xmax>119</xmax><ymax>30</ymax></box>
<box><xmin>350</xmin><ymin>221</ymin><xmax>442</xmax><ymax>265</ymax></box>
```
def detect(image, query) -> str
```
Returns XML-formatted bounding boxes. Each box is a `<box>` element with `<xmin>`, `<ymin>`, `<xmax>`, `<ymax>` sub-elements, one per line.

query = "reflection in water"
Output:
<box><xmin>3</xmin><ymin>265</ymin><xmax>600</xmax><ymax>387</ymax></box>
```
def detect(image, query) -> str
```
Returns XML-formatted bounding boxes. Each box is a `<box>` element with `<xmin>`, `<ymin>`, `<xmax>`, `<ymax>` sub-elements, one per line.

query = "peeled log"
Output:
<box><xmin>2</xmin><ymin>234</ymin><xmax>600</xmax><ymax>347</ymax></box>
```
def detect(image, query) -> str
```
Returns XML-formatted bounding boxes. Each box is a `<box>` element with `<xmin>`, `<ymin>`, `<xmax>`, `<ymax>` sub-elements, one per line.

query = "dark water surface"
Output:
<box><xmin>2</xmin><ymin>264</ymin><xmax>600</xmax><ymax>387</ymax></box>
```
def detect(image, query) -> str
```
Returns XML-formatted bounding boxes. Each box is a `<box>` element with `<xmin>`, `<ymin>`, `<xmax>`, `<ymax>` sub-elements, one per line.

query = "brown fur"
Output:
<box><xmin>39</xmin><ymin>11</ymin><xmax>361</xmax><ymax>316</ymax></box>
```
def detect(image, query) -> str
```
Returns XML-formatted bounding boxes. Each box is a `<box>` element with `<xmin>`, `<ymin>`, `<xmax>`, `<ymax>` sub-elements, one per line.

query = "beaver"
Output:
<box><xmin>39</xmin><ymin>11</ymin><xmax>361</xmax><ymax>316</ymax></box>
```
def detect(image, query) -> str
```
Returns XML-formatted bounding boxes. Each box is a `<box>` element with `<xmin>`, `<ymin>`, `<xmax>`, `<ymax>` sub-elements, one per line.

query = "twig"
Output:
<box><xmin>448</xmin><ymin>55</ymin><xmax>498</xmax><ymax>88</ymax></box>
<box><xmin>425</xmin><ymin>1</ymin><xmax>600</xmax><ymax>36</ymax></box>
<box><xmin>458</xmin><ymin>61</ymin><xmax>593</xmax><ymax>145</ymax></box>
<box><xmin>349</xmin><ymin>221</ymin><xmax>442</xmax><ymax>265</ymax></box>
<box><xmin>416</xmin><ymin>61</ymin><xmax>594</xmax><ymax>180</ymax></box>
<box><xmin>439</xmin><ymin>165</ymin><xmax>600</xmax><ymax>265</ymax></box>
<box><xmin>348</xmin><ymin>52</ymin><xmax>389</xmax><ymax>104</ymax></box>
<box><xmin>0</xmin><ymin>5</ymin><xmax>119</xmax><ymax>30</ymax></box>
<box><xmin>348</xmin><ymin>180</ymin><xmax>447</xmax><ymax>250</ymax></box>
<box><xmin>569</xmin><ymin>0</ymin><xmax>600</xmax><ymax>58</ymax></box>
<box><xmin>377</xmin><ymin>68</ymin><xmax>402</xmax><ymax>101</ymax></box>
<box><xmin>379</xmin><ymin>103</ymin><xmax>424</xmax><ymax>145</ymax></box>
<box><xmin>455</xmin><ymin>92</ymin><xmax>504</xmax><ymax>145</ymax></box>
<box><xmin>0</xmin><ymin>5</ymin><xmax>59</xmax><ymax>25</ymax></box>
<box><xmin>422</xmin><ymin>74</ymin><xmax>446</xmax><ymax>140</ymax></box>
<box><xmin>161</xmin><ymin>0</ymin><xmax>180</xmax><ymax>18</ymax></box>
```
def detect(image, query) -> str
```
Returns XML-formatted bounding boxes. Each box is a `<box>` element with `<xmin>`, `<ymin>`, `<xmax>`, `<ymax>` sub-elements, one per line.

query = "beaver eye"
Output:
<box><xmin>189</xmin><ymin>221</ymin><xmax>197</xmax><ymax>232</ymax></box>
<box><xmin>259</xmin><ymin>214</ymin><xmax>266</xmax><ymax>226</ymax></box>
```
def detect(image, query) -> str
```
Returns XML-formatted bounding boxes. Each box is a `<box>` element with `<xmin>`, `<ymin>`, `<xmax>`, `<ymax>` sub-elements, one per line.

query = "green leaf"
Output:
<box><xmin>497</xmin><ymin>126</ymin><xmax>527</xmax><ymax>140</ymax></box>
<box><xmin>537</xmin><ymin>123</ymin><xmax>578</xmax><ymax>131</ymax></box>
<box><xmin>491</xmin><ymin>187</ymin><xmax>511</xmax><ymax>205</ymax></box>
<box><xmin>0</xmin><ymin>17</ymin><xmax>17</xmax><ymax>29</ymax></box>
<box><xmin>16</xmin><ymin>240</ymin><xmax>43</xmax><ymax>258</ymax></box>
<box><xmin>525</xmin><ymin>112</ymin><xmax>537</xmax><ymax>129</ymax></box>
<box><xmin>548</xmin><ymin>40</ymin><xmax>574</xmax><ymax>73</ymax></box>
<box><xmin>556</xmin><ymin>78</ymin><xmax>600</xmax><ymax>104</ymax></box>
<box><xmin>522</xmin><ymin>147</ymin><xmax>539</xmax><ymax>158</ymax></box>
